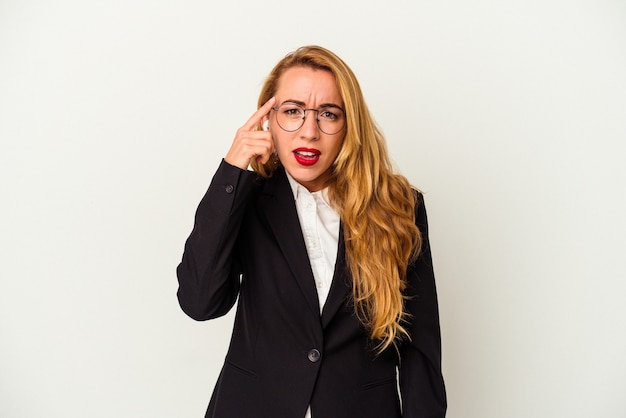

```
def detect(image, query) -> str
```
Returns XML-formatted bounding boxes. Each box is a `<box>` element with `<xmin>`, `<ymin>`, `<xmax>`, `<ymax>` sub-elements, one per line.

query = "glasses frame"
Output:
<box><xmin>271</xmin><ymin>103</ymin><xmax>346</xmax><ymax>135</ymax></box>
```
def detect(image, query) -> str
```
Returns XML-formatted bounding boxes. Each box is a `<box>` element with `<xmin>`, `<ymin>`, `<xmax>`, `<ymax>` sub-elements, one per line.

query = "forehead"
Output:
<box><xmin>276</xmin><ymin>66</ymin><xmax>343</xmax><ymax>106</ymax></box>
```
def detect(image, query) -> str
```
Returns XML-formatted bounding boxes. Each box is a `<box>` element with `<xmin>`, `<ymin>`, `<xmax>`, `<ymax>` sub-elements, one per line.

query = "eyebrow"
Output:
<box><xmin>281</xmin><ymin>99</ymin><xmax>344</xmax><ymax>110</ymax></box>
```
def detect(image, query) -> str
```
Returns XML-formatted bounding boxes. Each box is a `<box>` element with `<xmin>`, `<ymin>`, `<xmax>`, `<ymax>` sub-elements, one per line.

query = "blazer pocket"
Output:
<box><xmin>360</xmin><ymin>376</ymin><xmax>396</xmax><ymax>391</ymax></box>
<box><xmin>226</xmin><ymin>360</ymin><xmax>259</xmax><ymax>379</ymax></box>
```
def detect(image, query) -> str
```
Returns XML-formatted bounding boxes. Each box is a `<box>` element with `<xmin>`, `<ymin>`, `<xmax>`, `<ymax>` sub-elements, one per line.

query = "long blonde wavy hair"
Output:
<box><xmin>252</xmin><ymin>46</ymin><xmax>422</xmax><ymax>352</ymax></box>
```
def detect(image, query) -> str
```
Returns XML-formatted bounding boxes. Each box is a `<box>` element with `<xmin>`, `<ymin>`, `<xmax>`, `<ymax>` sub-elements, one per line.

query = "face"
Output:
<box><xmin>267</xmin><ymin>66</ymin><xmax>345</xmax><ymax>192</ymax></box>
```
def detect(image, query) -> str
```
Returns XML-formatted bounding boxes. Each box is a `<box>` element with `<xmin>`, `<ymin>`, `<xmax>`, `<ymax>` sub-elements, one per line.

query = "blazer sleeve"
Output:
<box><xmin>176</xmin><ymin>159</ymin><xmax>257</xmax><ymax>321</ymax></box>
<box><xmin>399</xmin><ymin>193</ymin><xmax>447</xmax><ymax>417</ymax></box>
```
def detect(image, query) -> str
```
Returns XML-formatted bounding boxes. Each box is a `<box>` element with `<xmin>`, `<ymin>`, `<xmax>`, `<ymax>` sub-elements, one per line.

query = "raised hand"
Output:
<box><xmin>224</xmin><ymin>97</ymin><xmax>276</xmax><ymax>170</ymax></box>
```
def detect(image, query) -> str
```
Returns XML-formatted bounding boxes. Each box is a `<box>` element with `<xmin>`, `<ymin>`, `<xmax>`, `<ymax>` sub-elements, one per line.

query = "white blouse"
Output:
<box><xmin>285</xmin><ymin>172</ymin><xmax>340</xmax><ymax>418</ymax></box>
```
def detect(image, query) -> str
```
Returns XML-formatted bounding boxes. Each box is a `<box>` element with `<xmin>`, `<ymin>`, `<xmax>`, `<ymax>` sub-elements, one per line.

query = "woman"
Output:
<box><xmin>177</xmin><ymin>45</ymin><xmax>446</xmax><ymax>418</ymax></box>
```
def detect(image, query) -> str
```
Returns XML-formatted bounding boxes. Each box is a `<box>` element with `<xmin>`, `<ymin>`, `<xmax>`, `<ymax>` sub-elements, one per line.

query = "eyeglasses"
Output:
<box><xmin>271</xmin><ymin>102</ymin><xmax>345</xmax><ymax>135</ymax></box>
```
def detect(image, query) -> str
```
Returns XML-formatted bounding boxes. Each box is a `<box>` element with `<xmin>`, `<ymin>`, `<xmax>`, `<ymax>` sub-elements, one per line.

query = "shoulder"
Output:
<box><xmin>411</xmin><ymin>189</ymin><xmax>427</xmax><ymax>222</ymax></box>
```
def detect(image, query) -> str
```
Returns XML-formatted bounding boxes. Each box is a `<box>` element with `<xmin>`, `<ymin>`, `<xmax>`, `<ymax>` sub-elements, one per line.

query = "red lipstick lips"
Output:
<box><xmin>293</xmin><ymin>148</ymin><xmax>321</xmax><ymax>166</ymax></box>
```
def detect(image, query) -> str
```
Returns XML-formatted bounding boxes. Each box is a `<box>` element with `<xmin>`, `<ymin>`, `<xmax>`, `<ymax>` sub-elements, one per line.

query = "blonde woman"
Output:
<box><xmin>177</xmin><ymin>45</ymin><xmax>446</xmax><ymax>418</ymax></box>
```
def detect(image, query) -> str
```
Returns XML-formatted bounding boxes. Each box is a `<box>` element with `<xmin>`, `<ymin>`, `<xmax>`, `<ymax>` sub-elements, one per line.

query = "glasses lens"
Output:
<box><xmin>317</xmin><ymin>107</ymin><xmax>345</xmax><ymax>135</ymax></box>
<box><xmin>276</xmin><ymin>104</ymin><xmax>305</xmax><ymax>132</ymax></box>
<box><xmin>275</xmin><ymin>104</ymin><xmax>345</xmax><ymax>135</ymax></box>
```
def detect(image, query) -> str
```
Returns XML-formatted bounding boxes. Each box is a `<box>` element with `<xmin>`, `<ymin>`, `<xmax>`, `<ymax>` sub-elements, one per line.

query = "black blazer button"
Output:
<box><xmin>225</xmin><ymin>184</ymin><xmax>234</xmax><ymax>194</ymax></box>
<box><xmin>307</xmin><ymin>349</ymin><xmax>321</xmax><ymax>363</ymax></box>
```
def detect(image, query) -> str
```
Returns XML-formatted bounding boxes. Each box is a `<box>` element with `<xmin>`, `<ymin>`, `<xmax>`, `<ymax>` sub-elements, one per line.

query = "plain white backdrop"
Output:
<box><xmin>1</xmin><ymin>1</ymin><xmax>625</xmax><ymax>417</ymax></box>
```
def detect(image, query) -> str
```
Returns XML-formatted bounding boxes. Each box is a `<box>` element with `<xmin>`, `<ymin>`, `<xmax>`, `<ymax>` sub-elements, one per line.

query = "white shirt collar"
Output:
<box><xmin>285</xmin><ymin>170</ymin><xmax>333</xmax><ymax>209</ymax></box>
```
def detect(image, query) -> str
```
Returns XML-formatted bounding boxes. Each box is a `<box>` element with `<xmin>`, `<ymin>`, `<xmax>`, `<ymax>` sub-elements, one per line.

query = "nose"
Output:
<box><xmin>299</xmin><ymin>110</ymin><xmax>320</xmax><ymax>140</ymax></box>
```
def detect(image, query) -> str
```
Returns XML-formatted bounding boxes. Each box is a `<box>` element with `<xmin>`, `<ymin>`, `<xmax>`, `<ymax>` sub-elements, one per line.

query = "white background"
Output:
<box><xmin>1</xmin><ymin>1</ymin><xmax>625</xmax><ymax>417</ymax></box>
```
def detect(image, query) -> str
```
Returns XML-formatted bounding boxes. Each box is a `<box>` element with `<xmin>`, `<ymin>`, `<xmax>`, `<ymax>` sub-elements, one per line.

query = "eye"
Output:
<box><xmin>281</xmin><ymin>105</ymin><xmax>304</xmax><ymax>118</ymax></box>
<box><xmin>319</xmin><ymin>108</ymin><xmax>341</xmax><ymax>121</ymax></box>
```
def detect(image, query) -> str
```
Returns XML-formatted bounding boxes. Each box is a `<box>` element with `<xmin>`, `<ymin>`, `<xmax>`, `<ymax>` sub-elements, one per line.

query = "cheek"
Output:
<box><xmin>272</xmin><ymin>133</ymin><xmax>292</xmax><ymax>156</ymax></box>
<box><xmin>329</xmin><ymin>139</ymin><xmax>345</xmax><ymax>160</ymax></box>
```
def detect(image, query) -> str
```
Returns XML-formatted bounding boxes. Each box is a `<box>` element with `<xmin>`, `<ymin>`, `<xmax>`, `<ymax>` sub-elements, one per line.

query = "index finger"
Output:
<box><xmin>242</xmin><ymin>97</ymin><xmax>276</xmax><ymax>131</ymax></box>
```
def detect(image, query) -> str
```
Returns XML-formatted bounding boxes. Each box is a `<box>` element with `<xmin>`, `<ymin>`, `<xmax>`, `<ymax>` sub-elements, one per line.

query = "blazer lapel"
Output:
<box><xmin>257</xmin><ymin>169</ymin><xmax>321</xmax><ymax>318</ymax></box>
<box><xmin>321</xmin><ymin>228</ymin><xmax>351</xmax><ymax>328</ymax></box>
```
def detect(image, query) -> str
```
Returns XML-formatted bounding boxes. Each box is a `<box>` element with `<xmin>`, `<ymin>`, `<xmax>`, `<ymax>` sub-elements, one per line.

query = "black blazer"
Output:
<box><xmin>177</xmin><ymin>160</ymin><xmax>446</xmax><ymax>418</ymax></box>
